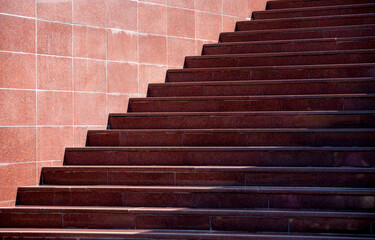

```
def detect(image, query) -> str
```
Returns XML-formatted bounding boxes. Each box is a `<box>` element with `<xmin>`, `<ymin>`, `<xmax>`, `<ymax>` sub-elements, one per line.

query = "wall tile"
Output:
<box><xmin>107</xmin><ymin>0</ymin><xmax>137</xmax><ymax>31</ymax></box>
<box><xmin>73</xmin><ymin>0</ymin><xmax>106</xmax><ymax>27</ymax></box>
<box><xmin>107</xmin><ymin>62</ymin><xmax>138</xmax><ymax>94</ymax></box>
<box><xmin>73</xmin><ymin>59</ymin><xmax>106</xmax><ymax>92</ymax></box>
<box><xmin>37</xmin><ymin>20</ymin><xmax>72</xmax><ymax>56</ymax></box>
<box><xmin>195</xmin><ymin>0</ymin><xmax>222</xmax><ymax>13</ymax></box>
<box><xmin>223</xmin><ymin>0</ymin><xmax>249</xmax><ymax>17</ymax></box>
<box><xmin>0</xmin><ymin>15</ymin><xmax>35</xmax><ymax>53</ymax></box>
<box><xmin>74</xmin><ymin>92</ymin><xmax>106</xmax><ymax>125</ymax></box>
<box><xmin>167</xmin><ymin>7</ymin><xmax>195</xmax><ymax>38</ymax></box>
<box><xmin>0</xmin><ymin>163</ymin><xmax>36</xmax><ymax>187</ymax></box>
<box><xmin>37</xmin><ymin>91</ymin><xmax>73</xmax><ymax>126</ymax></box>
<box><xmin>73</xmin><ymin>25</ymin><xmax>106</xmax><ymax>60</ymax></box>
<box><xmin>0</xmin><ymin>89</ymin><xmax>36</xmax><ymax>126</ymax></box>
<box><xmin>0</xmin><ymin>52</ymin><xmax>36</xmax><ymax>89</ymax></box>
<box><xmin>139</xmin><ymin>64</ymin><xmax>166</xmax><ymax>94</ymax></box>
<box><xmin>167</xmin><ymin>0</ymin><xmax>194</xmax><ymax>9</ymax></box>
<box><xmin>37</xmin><ymin>0</ymin><xmax>72</xmax><ymax>22</ymax></box>
<box><xmin>107</xmin><ymin>94</ymin><xmax>131</xmax><ymax>114</ymax></box>
<box><xmin>138</xmin><ymin>2</ymin><xmax>167</xmax><ymax>35</ymax></box>
<box><xmin>37</xmin><ymin>55</ymin><xmax>72</xmax><ymax>91</ymax></box>
<box><xmin>107</xmin><ymin>29</ymin><xmax>138</xmax><ymax>62</ymax></box>
<box><xmin>0</xmin><ymin>0</ymin><xmax>35</xmax><ymax>17</ymax></box>
<box><xmin>0</xmin><ymin>127</ymin><xmax>36</xmax><ymax>163</ymax></box>
<box><xmin>37</xmin><ymin>126</ymin><xmax>73</xmax><ymax>161</ymax></box>
<box><xmin>196</xmin><ymin>12</ymin><xmax>222</xmax><ymax>41</ymax></box>
<box><xmin>139</xmin><ymin>34</ymin><xmax>167</xmax><ymax>65</ymax></box>
<box><xmin>168</xmin><ymin>37</ymin><xmax>195</xmax><ymax>67</ymax></box>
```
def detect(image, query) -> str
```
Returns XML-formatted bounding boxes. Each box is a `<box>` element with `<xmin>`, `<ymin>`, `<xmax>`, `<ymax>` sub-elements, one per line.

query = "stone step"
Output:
<box><xmin>16</xmin><ymin>186</ymin><xmax>375</xmax><ymax>211</ymax></box>
<box><xmin>166</xmin><ymin>63</ymin><xmax>375</xmax><ymax>82</ymax></box>
<box><xmin>219</xmin><ymin>24</ymin><xmax>375</xmax><ymax>43</ymax></box>
<box><xmin>0</xmin><ymin>207</ymin><xmax>374</xmax><ymax>234</ymax></box>
<box><xmin>41</xmin><ymin>166</ymin><xmax>375</xmax><ymax>188</ymax></box>
<box><xmin>236</xmin><ymin>13</ymin><xmax>375</xmax><ymax>31</ymax></box>
<box><xmin>148</xmin><ymin>78</ymin><xmax>375</xmax><ymax>97</ymax></box>
<box><xmin>63</xmin><ymin>146</ymin><xmax>375</xmax><ymax>167</ymax></box>
<box><xmin>253</xmin><ymin>3</ymin><xmax>375</xmax><ymax>20</ymax></box>
<box><xmin>184</xmin><ymin>49</ymin><xmax>375</xmax><ymax>69</ymax></box>
<box><xmin>108</xmin><ymin>110</ymin><xmax>375</xmax><ymax>129</ymax></box>
<box><xmin>0</xmin><ymin>228</ymin><xmax>374</xmax><ymax>239</ymax></box>
<box><xmin>203</xmin><ymin>36</ymin><xmax>375</xmax><ymax>55</ymax></box>
<box><xmin>128</xmin><ymin>93</ymin><xmax>375</xmax><ymax>112</ymax></box>
<box><xmin>267</xmin><ymin>0</ymin><xmax>375</xmax><ymax>10</ymax></box>
<box><xmin>86</xmin><ymin>128</ymin><xmax>375</xmax><ymax>147</ymax></box>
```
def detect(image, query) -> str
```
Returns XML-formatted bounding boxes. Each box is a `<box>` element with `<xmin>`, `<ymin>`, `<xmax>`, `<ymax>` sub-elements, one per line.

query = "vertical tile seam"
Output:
<box><xmin>72</xmin><ymin>0</ymin><xmax>75</xmax><ymax>145</ymax></box>
<box><xmin>105</xmin><ymin>0</ymin><xmax>108</xmax><ymax>115</ymax></box>
<box><xmin>137</xmin><ymin>0</ymin><xmax>140</xmax><ymax>97</ymax></box>
<box><xmin>35</xmin><ymin>0</ymin><xmax>38</xmax><ymax>185</ymax></box>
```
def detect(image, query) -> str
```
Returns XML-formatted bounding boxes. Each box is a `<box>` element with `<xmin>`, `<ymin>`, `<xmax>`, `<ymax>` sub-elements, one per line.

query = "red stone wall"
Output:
<box><xmin>0</xmin><ymin>0</ymin><xmax>268</xmax><ymax>206</ymax></box>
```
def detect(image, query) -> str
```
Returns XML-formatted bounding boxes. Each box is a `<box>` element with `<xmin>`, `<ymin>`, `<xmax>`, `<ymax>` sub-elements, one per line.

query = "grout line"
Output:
<box><xmin>105</xmin><ymin>0</ymin><xmax>108</xmax><ymax>116</ymax></box>
<box><xmin>72</xmin><ymin>0</ymin><xmax>75</xmax><ymax>146</ymax></box>
<box><xmin>137</xmin><ymin>0</ymin><xmax>140</xmax><ymax>98</ymax></box>
<box><xmin>35</xmin><ymin>0</ymin><xmax>38</xmax><ymax>185</ymax></box>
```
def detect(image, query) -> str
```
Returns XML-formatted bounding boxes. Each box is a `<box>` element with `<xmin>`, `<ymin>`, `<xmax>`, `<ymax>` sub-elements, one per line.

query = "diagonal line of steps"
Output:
<box><xmin>1</xmin><ymin>0</ymin><xmax>374</xmax><ymax>238</ymax></box>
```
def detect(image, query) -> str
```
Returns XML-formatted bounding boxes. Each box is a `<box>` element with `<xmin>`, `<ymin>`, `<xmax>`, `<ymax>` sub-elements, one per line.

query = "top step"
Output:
<box><xmin>267</xmin><ymin>0</ymin><xmax>375</xmax><ymax>10</ymax></box>
<box><xmin>254</xmin><ymin>3</ymin><xmax>375</xmax><ymax>20</ymax></box>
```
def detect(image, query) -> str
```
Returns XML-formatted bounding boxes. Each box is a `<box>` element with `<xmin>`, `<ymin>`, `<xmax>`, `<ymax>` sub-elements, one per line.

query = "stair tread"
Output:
<box><xmin>2</xmin><ymin>206</ymin><xmax>374</xmax><ymax>218</ymax></box>
<box><xmin>0</xmin><ymin>228</ymin><xmax>373</xmax><ymax>240</ymax></box>
<box><xmin>238</xmin><ymin>12</ymin><xmax>375</xmax><ymax>24</ymax></box>
<box><xmin>109</xmin><ymin>110</ymin><xmax>375</xmax><ymax>117</ymax></box>
<box><xmin>150</xmin><ymin>77</ymin><xmax>375</xmax><ymax>87</ymax></box>
<box><xmin>42</xmin><ymin>166</ymin><xmax>375</xmax><ymax>173</ymax></box>
<box><xmin>220</xmin><ymin>24</ymin><xmax>375</xmax><ymax>36</ymax></box>
<box><xmin>18</xmin><ymin>185</ymin><xmax>375</xmax><ymax>195</ymax></box>
<box><xmin>66</xmin><ymin>146</ymin><xmax>375</xmax><ymax>151</ymax></box>
<box><xmin>185</xmin><ymin>49</ymin><xmax>375</xmax><ymax>60</ymax></box>
<box><xmin>167</xmin><ymin>62</ymin><xmax>375</xmax><ymax>72</ymax></box>
<box><xmin>253</xmin><ymin>2</ymin><xmax>375</xmax><ymax>14</ymax></box>
<box><xmin>88</xmin><ymin>128</ymin><xmax>375</xmax><ymax>133</ymax></box>
<box><xmin>130</xmin><ymin>93</ymin><xmax>375</xmax><ymax>102</ymax></box>
<box><xmin>206</xmin><ymin>36</ymin><xmax>375</xmax><ymax>47</ymax></box>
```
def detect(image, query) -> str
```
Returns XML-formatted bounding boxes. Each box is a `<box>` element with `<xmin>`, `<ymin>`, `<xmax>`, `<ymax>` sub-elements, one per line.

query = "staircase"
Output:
<box><xmin>1</xmin><ymin>0</ymin><xmax>375</xmax><ymax>239</ymax></box>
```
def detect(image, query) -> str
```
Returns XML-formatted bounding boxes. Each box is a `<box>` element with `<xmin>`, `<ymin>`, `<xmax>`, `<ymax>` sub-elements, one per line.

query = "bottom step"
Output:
<box><xmin>0</xmin><ymin>228</ymin><xmax>373</xmax><ymax>240</ymax></box>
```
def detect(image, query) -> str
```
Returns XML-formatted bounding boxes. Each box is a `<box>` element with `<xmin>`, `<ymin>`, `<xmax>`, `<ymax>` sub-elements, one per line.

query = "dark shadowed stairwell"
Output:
<box><xmin>1</xmin><ymin>0</ymin><xmax>375</xmax><ymax>239</ymax></box>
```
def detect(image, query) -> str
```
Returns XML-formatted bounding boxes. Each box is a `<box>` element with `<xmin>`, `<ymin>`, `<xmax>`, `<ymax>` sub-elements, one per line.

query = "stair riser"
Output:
<box><xmin>0</xmin><ymin>212</ymin><xmax>372</xmax><ymax>234</ymax></box>
<box><xmin>203</xmin><ymin>38</ymin><xmax>375</xmax><ymax>55</ymax></box>
<box><xmin>149</xmin><ymin>81</ymin><xmax>375</xmax><ymax>97</ymax></box>
<box><xmin>42</xmin><ymin>169</ymin><xmax>375</xmax><ymax>188</ymax></box>
<box><xmin>64</xmin><ymin>150</ymin><xmax>375</xmax><ymax>167</ymax></box>
<box><xmin>220</xmin><ymin>26</ymin><xmax>375</xmax><ymax>42</ymax></box>
<box><xmin>128</xmin><ymin>97</ymin><xmax>375</xmax><ymax>112</ymax></box>
<box><xmin>267</xmin><ymin>0</ymin><xmax>375</xmax><ymax>10</ymax></box>
<box><xmin>16</xmin><ymin>190</ymin><xmax>375</xmax><ymax>211</ymax></box>
<box><xmin>236</xmin><ymin>15</ymin><xmax>375</xmax><ymax>31</ymax></box>
<box><xmin>109</xmin><ymin>114</ymin><xmax>375</xmax><ymax>129</ymax></box>
<box><xmin>86</xmin><ymin>131</ymin><xmax>375</xmax><ymax>147</ymax></box>
<box><xmin>166</xmin><ymin>65</ymin><xmax>375</xmax><ymax>82</ymax></box>
<box><xmin>184</xmin><ymin>52</ymin><xmax>375</xmax><ymax>68</ymax></box>
<box><xmin>254</xmin><ymin>5</ymin><xmax>375</xmax><ymax>20</ymax></box>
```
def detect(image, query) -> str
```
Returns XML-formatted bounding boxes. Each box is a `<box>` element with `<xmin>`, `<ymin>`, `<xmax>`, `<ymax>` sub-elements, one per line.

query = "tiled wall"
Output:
<box><xmin>0</xmin><ymin>0</ymin><xmax>268</xmax><ymax>206</ymax></box>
